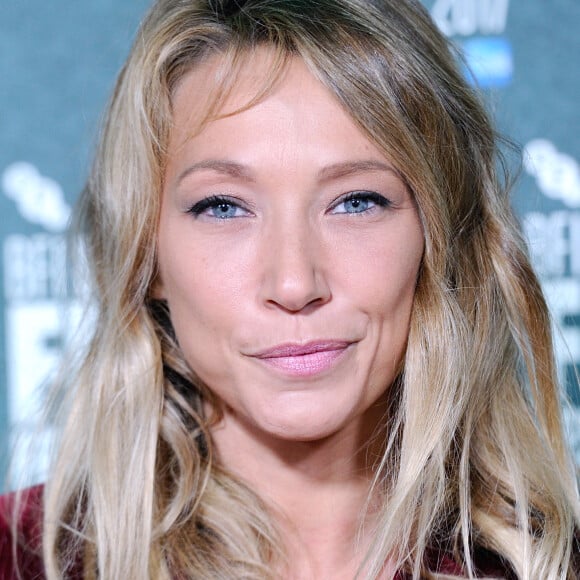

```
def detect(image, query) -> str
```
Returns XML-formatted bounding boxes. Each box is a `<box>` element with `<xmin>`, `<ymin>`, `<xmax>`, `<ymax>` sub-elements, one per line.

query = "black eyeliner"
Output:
<box><xmin>187</xmin><ymin>195</ymin><xmax>237</xmax><ymax>216</ymax></box>
<box><xmin>336</xmin><ymin>190</ymin><xmax>392</xmax><ymax>210</ymax></box>
<box><xmin>343</xmin><ymin>191</ymin><xmax>390</xmax><ymax>206</ymax></box>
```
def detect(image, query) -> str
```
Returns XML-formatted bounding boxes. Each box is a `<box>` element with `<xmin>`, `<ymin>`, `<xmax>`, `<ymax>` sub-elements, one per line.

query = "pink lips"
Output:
<box><xmin>251</xmin><ymin>340</ymin><xmax>351</xmax><ymax>377</ymax></box>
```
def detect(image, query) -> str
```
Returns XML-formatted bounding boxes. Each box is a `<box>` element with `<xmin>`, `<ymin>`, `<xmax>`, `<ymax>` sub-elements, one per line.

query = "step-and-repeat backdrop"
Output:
<box><xmin>1</xmin><ymin>0</ymin><xmax>579</xmax><ymax>488</ymax></box>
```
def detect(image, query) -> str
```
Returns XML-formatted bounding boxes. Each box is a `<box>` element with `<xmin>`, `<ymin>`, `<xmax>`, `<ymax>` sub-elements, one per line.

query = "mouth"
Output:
<box><xmin>249</xmin><ymin>340</ymin><xmax>353</xmax><ymax>377</ymax></box>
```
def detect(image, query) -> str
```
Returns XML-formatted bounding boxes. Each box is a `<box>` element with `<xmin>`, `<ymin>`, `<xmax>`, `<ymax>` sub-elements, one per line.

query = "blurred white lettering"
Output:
<box><xmin>524</xmin><ymin>211</ymin><xmax>580</xmax><ymax>277</ymax></box>
<box><xmin>432</xmin><ymin>0</ymin><xmax>509</xmax><ymax>36</ymax></box>
<box><xmin>2</xmin><ymin>232</ymin><xmax>80</xmax><ymax>474</ymax></box>
<box><xmin>5</xmin><ymin>302</ymin><xmax>63</xmax><ymax>425</ymax></box>
<box><xmin>542</xmin><ymin>278</ymin><xmax>580</xmax><ymax>372</ymax></box>
<box><xmin>3</xmin><ymin>234</ymin><xmax>67</xmax><ymax>300</ymax></box>
<box><xmin>524</xmin><ymin>210</ymin><xmax>580</xmax><ymax>386</ymax></box>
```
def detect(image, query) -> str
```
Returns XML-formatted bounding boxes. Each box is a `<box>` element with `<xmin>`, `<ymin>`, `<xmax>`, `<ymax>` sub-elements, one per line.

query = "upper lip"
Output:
<box><xmin>250</xmin><ymin>340</ymin><xmax>353</xmax><ymax>359</ymax></box>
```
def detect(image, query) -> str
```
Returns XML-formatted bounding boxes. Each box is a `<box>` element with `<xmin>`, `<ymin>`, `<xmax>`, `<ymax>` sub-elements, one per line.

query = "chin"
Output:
<box><xmin>250</xmin><ymin>392</ymin><xmax>365</xmax><ymax>443</ymax></box>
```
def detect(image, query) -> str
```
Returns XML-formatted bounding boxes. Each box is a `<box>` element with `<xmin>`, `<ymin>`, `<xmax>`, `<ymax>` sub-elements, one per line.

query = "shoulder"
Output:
<box><xmin>0</xmin><ymin>485</ymin><xmax>45</xmax><ymax>579</ymax></box>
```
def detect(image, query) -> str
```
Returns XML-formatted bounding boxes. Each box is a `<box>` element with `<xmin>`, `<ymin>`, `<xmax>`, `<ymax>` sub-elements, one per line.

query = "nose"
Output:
<box><xmin>259</xmin><ymin>219</ymin><xmax>331</xmax><ymax>313</ymax></box>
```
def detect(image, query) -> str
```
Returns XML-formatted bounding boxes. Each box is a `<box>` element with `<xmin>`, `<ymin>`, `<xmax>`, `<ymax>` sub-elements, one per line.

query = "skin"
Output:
<box><xmin>156</xmin><ymin>52</ymin><xmax>424</xmax><ymax>578</ymax></box>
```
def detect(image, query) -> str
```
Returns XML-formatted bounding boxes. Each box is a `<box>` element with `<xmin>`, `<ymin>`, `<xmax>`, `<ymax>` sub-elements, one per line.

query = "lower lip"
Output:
<box><xmin>255</xmin><ymin>347</ymin><xmax>350</xmax><ymax>377</ymax></box>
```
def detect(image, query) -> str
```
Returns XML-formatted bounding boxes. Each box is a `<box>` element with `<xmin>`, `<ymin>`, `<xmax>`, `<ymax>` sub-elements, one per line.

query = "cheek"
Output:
<box><xmin>159</xmin><ymin>225</ymin><xmax>246</xmax><ymax>309</ymax></box>
<box><xmin>161</xmin><ymin>268</ymin><xmax>238</xmax><ymax>388</ymax></box>
<box><xmin>334</xmin><ymin>226</ymin><xmax>423</xmax><ymax>317</ymax></box>
<box><xmin>164</xmin><ymin>265</ymin><xmax>244</xmax><ymax>335</ymax></box>
<box><xmin>156</xmin><ymin>231</ymin><xmax>254</xmax><ymax>375</ymax></box>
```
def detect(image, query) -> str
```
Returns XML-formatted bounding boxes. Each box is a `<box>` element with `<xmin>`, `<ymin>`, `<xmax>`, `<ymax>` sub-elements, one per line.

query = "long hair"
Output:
<box><xmin>42</xmin><ymin>0</ymin><xmax>579</xmax><ymax>577</ymax></box>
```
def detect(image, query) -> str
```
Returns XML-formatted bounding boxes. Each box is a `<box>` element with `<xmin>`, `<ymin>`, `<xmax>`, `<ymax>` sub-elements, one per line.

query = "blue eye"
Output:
<box><xmin>188</xmin><ymin>196</ymin><xmax>249</xmax><ymax>219</ymax></box>
<box><xmin>208</xmin><ymin>201</ymin><xmax>239</xmax><ymax>219</ymax></box>
<box><xmin>331</xmin><ymin>191</ymin><xmax>390</xmax><ymax>214</ymax></box>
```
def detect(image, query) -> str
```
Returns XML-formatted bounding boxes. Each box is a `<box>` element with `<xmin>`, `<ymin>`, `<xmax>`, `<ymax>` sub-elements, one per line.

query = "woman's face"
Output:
<box><xmin>157</xmin><ymin>54</ymin><xmax>424</xmax><ymax>442</ymax></box>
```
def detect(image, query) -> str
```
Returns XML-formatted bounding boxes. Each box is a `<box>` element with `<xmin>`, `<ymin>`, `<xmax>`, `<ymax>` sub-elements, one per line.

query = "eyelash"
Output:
<box><xmin>187</xmin><ymin>195</ymin><xmax>250</xmax><ymax>219</ymax></box>
<box><xmin>186</xmin><ymin>190</ymin><xmax>391</xmax><ymax>219</ymax></box>
<box><xmin>330</xmin><ymin>191</ymin><xmax>391</xmax><ymax>214</ymax></box>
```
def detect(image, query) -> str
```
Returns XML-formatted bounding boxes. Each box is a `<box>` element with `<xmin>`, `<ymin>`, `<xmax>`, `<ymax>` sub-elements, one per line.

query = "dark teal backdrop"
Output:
<box><xmin>1</xmin><ymin>0</ymin><xmax>579</xmax><ymax>488</ymax></box>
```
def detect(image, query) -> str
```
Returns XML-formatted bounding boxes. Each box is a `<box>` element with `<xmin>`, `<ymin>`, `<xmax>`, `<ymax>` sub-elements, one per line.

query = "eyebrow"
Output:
<box><xmin>176</xmin><ymin>159</ymin><xmax>400</xmax><ymax>186</ymax></box>
<box><xmin>177</xmin><ymin>160</ymin><xmax>255</xmax><ymax>186</ymax></box>
<box><xmin>317</xmin><ymin>160</ymin><xmax>400</xmax><ymax>182</ymax></box>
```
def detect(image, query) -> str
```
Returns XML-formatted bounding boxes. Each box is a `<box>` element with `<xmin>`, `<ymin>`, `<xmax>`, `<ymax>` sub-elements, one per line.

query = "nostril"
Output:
<box><xmin>262</xmin><ymin>265</ymin><xmax>332</xmax><ymax>313</ymax></box>
<box><xmin>266</xmin><ymin>293</ymin><xmax>330</xmax><ymax>315</ymax></box>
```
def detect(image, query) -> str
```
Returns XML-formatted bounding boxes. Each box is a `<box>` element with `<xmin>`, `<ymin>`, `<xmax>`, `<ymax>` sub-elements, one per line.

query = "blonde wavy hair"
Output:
<box><xmin>42</xmin><ymin>0</ymin><xmax>579</xmax><ymax>578</ymax></box>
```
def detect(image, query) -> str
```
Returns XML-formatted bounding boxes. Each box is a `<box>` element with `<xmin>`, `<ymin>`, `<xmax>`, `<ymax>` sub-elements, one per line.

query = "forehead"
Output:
<box><xmin>166</xmin><ymin>51</ymin><xmax>393</xmax><ymax>179</ymax></box>
<box><xmin>170</xmin><ymin>48</ymin><xmax>291</xmax><ymax>139</ymax></box>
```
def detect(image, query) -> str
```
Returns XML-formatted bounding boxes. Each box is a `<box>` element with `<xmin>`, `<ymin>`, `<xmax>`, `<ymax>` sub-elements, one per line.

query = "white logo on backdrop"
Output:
<box><xmin>525</xmin><ymin>211</ymin><xmax>580</xmax><ymax>359</ymax></box>
<box><xmin>431</xmin><ymin>0</ymin><xmax>509</xmax><ymax>36</ymax></box>
<box><xmin>524</xmin><ymin>140</ymin><xmax>580</xmax><ymax>209</ymax></box>
<box><xmin>2</xmin><ymin>161</ymin><xmax>71</xmax><ymax>232</ymax></box>
<box><xmin>524</xmin><ymin>210</ymin><xmax>580</xmax><ymax>458</ymax></box>
<box><xmin>1</xmin><ymin>163</ymin><xmax>78</xmax><ymax>484</ymax></box>
<box><xmin>522</xmin><ymin>139</ymin><xmax>580</xmax><ymax>458</ymax></box>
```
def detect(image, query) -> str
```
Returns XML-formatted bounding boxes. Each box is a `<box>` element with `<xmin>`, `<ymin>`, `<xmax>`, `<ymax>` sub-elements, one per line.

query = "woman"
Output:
<box><xmin>2</xmin><ymin>0</ymin><xmax>579</xmax><ymax>577</ymax></box>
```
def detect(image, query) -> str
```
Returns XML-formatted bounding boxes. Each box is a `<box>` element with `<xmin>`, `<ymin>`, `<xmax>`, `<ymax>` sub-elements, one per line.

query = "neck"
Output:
<box><xmin>210</xmin><ymin>401</ymin><xmax>390</xmax><ymax>578</ymax></box>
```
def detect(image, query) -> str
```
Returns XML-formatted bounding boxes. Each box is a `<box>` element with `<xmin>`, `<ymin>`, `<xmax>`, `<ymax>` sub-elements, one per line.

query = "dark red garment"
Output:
<box><xmin>0</xmin><ymin>485</ymin><xmax>523</xmax><ymax>579</ymax></box>
<box><xmin>0</xmin><ymin>485</ymin><xmax>45</xmax><ymax>579</ymax></box>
